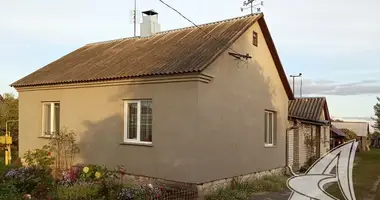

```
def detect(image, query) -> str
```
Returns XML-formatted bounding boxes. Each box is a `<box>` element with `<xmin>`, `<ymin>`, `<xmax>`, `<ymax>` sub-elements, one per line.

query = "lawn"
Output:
<box><xmin>327</xmin><ymin>148</ymin><xmax>380</xmax><ymax>200</ymax></box>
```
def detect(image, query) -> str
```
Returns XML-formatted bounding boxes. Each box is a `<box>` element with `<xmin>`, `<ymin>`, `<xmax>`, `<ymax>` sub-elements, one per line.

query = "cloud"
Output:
<box><xmin>290</xmin><ymin>79</ymin><xmax>380</xmax><ymax>96</ymax></box>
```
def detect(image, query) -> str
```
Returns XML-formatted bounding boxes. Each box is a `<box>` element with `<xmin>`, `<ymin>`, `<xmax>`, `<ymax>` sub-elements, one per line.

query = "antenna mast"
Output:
<box><xmin>241</xmin><ymin>0</ymin><xmax>264</xmax><ymax>14</ymax></box>
<box><xmin>134</xmin><ymin>0</ymin><xmax>137</xmax><ymax>37</ymax></box>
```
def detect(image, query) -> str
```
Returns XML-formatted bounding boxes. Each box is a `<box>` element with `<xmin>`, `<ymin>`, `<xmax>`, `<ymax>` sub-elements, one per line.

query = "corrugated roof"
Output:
<box><xmin>11</xmin><ymin>14</ymin><xmax>261</xmax><ymax>87</ymax></box>
<box><xmin>331</xmin><ymin>122</ymin><xmax>369</xmax><ymax>137</ymax></box>
<box><xmin>10</xmin><ymin>14</ymin><xmax>293</xmax><ymax>99</ymax></box>
<box><xmin>289</xmin><ymin>97</ymin><xmax>329</xmax><ymax>121</ymax></box>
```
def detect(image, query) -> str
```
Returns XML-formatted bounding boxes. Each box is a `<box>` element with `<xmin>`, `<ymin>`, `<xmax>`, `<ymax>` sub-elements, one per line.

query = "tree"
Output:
<box><xmin>340</xmin><ymin>128</ymin><xmax>357</xmax><ymax>140</ymax></box>
<box><xmin>373</xmin><ymin>97</ymin><xmax>380</xmax><ymax>132</ymax></box>
<box><xmin>0</xmin><ymin>93</ymin><xmax>19</xmax><ymax>158</ymax></box>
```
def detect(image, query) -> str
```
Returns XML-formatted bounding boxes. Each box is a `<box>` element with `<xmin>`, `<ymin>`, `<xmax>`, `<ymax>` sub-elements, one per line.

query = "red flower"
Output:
<box><xmin>47</xmin><ymin>152</ymin><xmax>52</xmax><ymax>156</ymax></box>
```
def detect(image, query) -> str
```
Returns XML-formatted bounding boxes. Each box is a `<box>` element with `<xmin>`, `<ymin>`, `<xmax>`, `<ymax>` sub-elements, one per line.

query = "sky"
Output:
<box><xmin>1</xmin><ymin>0</ymin><xmax>379</xmax><ymax>122</ymax></box>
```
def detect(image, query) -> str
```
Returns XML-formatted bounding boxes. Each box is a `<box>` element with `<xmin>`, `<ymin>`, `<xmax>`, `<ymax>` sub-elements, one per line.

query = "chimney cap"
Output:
<box><xmin>142</xmin><ymin>10</ymin><xmax>158</xmax><ymax>16</ymax></box>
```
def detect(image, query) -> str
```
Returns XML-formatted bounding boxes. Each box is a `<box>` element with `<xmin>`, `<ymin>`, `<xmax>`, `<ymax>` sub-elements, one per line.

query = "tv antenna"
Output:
<box><xmin>241</xmin><ymin>0</ymin><xmax>264</xmax><ymax>14</ymax></box>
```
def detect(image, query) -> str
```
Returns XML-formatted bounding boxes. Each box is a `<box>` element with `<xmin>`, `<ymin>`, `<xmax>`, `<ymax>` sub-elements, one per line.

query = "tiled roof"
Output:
<box><xmin>289</xmin><ymin>97</ymin><xmax>330</xmax><ymax>121</ymax></box>
<box><xmin>331</xmin><ymin>121</ymin><xmax>369</xmax><ymax>137</ymax></box>
<box><xmin>10</xmin><ymin>14</ymin><xmax>293</xmax><ymax>99</ymax></box>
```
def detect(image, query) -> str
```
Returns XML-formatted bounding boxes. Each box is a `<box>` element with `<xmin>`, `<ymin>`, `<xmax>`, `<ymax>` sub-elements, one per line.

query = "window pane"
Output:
<box><xmin>140</xmin><ymin>100</ymin><xmax>152</xmax><ymax>142</ymax></box>
<box><xmin>264</xmin><ymin>112</ymin><xmax>268</xmax><ymax>144</ymax></box>
<box><xmin>43</xmin><ymin>104</ymin><xmax>52</xmax><ymax>135</ymax></box>
<box><xmin>54</xmin><ymin>103</ymin><xmax>60</xmax><ymax>134</ymax></box>
<box><xmin>269</xmin><ymin>113</ymin><xmax>273</xmax><ymax>144</ymax></box>
<box><xmin>128</xmin><ymin>103</ymin><xmax>138</xmax><ymax>139</ymax></box>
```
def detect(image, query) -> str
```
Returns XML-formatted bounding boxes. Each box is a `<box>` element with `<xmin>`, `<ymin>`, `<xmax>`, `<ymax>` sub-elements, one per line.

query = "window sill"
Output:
<box><xmin>120</xmin><ymin>142</ymin><xmax>153</xmax><ymax>147</ymax></box>
<box><xmin>264</xmin><ymin>144</ymin><xmax>276</xmax><ymax>148</ymax></box>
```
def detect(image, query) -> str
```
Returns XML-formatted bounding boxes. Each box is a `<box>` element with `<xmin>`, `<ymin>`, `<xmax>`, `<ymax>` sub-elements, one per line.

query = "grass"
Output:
<box><xmin>327</xmin><ymin>149</ymin><xmax>380</xmax><ymax>200</ymax></box>
<box><xmin>204</xmin><ymin>175</ymin><xmax>288</xmax><ymax>200</ymax></box>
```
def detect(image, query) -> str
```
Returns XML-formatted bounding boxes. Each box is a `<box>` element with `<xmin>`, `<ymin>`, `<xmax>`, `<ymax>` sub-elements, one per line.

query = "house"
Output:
<box><xmin>287</xmin><ymin>97</ymin><xmax>331</xmax><ymax>170</ymax></box>
<box><xmin>332</xmin><ymin>121</ymin><xmax>370</xmax><ymax>151</ymax></box>
<box><xmin>330</xmin><ymin>125</ymin><xmax>348</xmax><ymax>149</ymax></box>
<box><xmin>11</xmin><ymin>12</ymin><xmax>294</xmax><ymax>189</ymax></box>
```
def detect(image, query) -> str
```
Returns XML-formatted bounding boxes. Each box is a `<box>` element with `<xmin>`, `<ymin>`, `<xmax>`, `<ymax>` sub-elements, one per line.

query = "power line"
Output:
<box><xmin>158</xmin><ymin>0</ymin><xmax>242</xmax><ymax>55</ymax></box>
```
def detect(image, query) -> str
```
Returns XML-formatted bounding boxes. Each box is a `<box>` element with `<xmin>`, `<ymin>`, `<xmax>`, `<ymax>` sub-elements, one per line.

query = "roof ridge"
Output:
<box><xmin>86</xmin><ymin>13</ymin><xmax>262</xmax><ymax>46</ymax></box>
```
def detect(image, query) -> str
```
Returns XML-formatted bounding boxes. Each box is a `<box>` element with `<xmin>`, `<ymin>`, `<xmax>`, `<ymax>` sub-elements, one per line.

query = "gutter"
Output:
<box><xmin>288</xmin><ymin>115</ymin><xmax>329</xmax><ymax>126</ymax></box>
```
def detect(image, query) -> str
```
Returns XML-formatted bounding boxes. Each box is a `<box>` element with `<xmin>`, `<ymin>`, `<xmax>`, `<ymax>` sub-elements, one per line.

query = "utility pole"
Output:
<box><xmin>290</xmin><ymin>73</ymin><xmax>302</xmax><ymax>97</ymax></box>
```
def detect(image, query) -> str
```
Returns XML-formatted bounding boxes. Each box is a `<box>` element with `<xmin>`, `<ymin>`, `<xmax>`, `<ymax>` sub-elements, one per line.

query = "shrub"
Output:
<box><xmin>117</xmin><ymin>185</ymin><xmax>163</xmax><ymax>200</ymax></box>
<box><xmin>0</xmin><ymin>180</ymin><xmax>23</xmax><ymax>200</ymax></box>
<box><xmin>0</xmin><ymin>158</ymin><xmax>21</xmax><ymax>177</ymax></box>
<box><xmin>299</xmin><ymin>156</ymin><xmax>318</xmax><ymax>173</ymax></box>
<box><xmin>47</xmin><ymin>127</ymin><xmax>80</xmax><ymax>172</ymax></box>
<box><xmin>4</xmin><ymin>166</ymin><xmax>54</xmax><ymax>194</ymax></box>
<box><xmin>56</xmin><ymin>182</ymin><xmax>100</xmax><ymax>200</ymax></box>
<box><xmin>23</xmin><ymin>145</ymin><xmax>55</xmax><ymax>168</ymax></box>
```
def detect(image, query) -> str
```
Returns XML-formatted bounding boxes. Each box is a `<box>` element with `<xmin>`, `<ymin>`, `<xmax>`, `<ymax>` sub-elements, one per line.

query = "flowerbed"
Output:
<box><xmin>0</xmin><ymin>162</ymin><xmax>168</xmax><ymax>200</ymax></box>
<box><xmin>0</xmin><ymin>128</ymin><xmax>197</xmax><ymax>199</ymax></box>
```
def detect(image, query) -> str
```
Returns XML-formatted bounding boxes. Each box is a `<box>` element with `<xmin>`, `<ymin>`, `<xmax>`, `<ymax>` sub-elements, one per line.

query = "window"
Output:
<box><xmin>264</xmin><ymin>110</ymin><xmax>276</xmax><ymax>146</ymax></box>
<box><xmin>42</xmin><ymin>102</ymin><xmax>60</xmax><ymax>136</ymax></box>
<box><xmin>124</xmin><ymin>100</ymin><xmax>153</xmax><ymax>143</ymax></box>
<box><xmin>253</xmin><ymin>31</ymin><xmax>258</xmax><ymax>46</ymax></box>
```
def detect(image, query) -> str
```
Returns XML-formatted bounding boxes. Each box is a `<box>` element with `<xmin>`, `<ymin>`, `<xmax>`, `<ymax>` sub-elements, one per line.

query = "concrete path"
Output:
<box><xmin>250</xmin><ymin>190</ymin><xmax>291</xmax><ymax>200</ymax></box>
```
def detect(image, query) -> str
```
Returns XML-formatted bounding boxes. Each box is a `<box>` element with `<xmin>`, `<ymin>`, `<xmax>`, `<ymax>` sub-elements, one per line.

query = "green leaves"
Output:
<box><xmin>23</xmin><ymin>145</ymin><xmax>55</xmax><ymax>168</ymax></box>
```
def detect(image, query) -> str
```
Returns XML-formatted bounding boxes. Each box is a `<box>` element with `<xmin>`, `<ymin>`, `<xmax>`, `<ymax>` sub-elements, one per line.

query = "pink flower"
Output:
<box><xmin>24</xmin><ymin>194</ymin><xmax>32</xmax><ymax>199</ymax></box>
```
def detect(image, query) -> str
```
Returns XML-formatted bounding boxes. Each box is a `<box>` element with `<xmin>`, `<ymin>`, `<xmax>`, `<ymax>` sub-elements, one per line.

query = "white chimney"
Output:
<box><xmin>140</xmin><ymin>10</ymin><xmax>161</xmax><ymax>37</ymax></box>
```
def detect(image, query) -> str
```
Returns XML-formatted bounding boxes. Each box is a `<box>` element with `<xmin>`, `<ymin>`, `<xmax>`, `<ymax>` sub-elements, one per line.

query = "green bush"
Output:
<box><xmin>0</xmin><ymin>180</ymin><xmax>23</xmax><ymax>200</ymax></box>
<box><xmin>0</xmin><ymin>158</ymin><xmax>22</xmax><ymax>177</ymax></box>
<box><xmin>4</xmin><ymin>166</ymin><xmax>54</xmax><ymax>194</ymax></box>
<box><xmin>299</xmin><ymin>156</ymin><xmax>318</xmax><ymax>173</ymax></box>
<box><xmin>23</xmin><ymin>145</ymin><xmax>55</xmax><ymax>168</ymax></box>
<box><xmin>56</xmin><ymin>182</ymin><xmax>101</xmax><ymax>200</ymax></box>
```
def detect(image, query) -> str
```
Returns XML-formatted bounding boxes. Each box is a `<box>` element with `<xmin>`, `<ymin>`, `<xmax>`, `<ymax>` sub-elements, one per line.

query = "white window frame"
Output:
<box><xmin>124</xmin><ymin>100</ymin><xmax>152</xmax><ymax>144</ymax></box>
<box><xmin>265</xmin><ymin>110</ymin><xmax>275</xmax><ymax>147</ymax></box>
<box><xmin>42</xmin><ymin>102</ymin><xmax>59</xmax><ymax>137</ymax></box>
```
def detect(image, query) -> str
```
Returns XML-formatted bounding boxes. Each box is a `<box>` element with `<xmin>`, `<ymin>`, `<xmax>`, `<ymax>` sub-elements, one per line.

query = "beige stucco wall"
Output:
<box><xmin>196</xmin><ymin>22</ymin><xmax>289</xmax><ymax>182</ymax></box>
<box><xmin>18</xmin><ymin>82</ymin><xmax>201</xmax><ymax>183</ymax></box>
<box><xmin>17</xmin><ymin>21</ymin><xmax>289</xmax><ymax>183</ymax></box>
